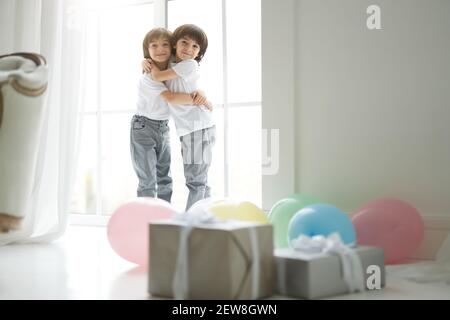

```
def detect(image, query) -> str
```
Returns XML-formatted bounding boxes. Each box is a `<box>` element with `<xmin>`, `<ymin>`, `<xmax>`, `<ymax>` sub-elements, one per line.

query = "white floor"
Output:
<box><xmin>1</xmin><ymin>226</ymin><xmax>449</xmax><ymax>300</ymax></box>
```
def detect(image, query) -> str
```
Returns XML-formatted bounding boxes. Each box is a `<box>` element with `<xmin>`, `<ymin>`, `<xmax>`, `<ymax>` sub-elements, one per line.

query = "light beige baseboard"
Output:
<box><xmin>410</xmin><ymin>215</ymin><xmax>450</xmax><ymax>260</ymax></box>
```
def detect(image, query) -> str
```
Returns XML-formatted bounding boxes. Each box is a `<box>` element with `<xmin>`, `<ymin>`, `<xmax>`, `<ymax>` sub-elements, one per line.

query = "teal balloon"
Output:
<box><xmin>268</xmin><ymin>194</ymin><xmax>321</xmax><ymax>248</ymax></box>
<box><xmin>288</xmin><ymin>204</ymin><xmax>356</xmax><ymax>245</ymax></box>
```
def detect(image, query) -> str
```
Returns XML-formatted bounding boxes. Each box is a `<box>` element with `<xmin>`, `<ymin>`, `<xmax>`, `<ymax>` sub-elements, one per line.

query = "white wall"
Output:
<box><xmin>262</xmin><ymin>0</ymin><xmax>450</xmax><ymax>217</ymax></box>
<box><xmin>261</xmin><ymin>0</ymin><xmax>296</xmax><ymax>210</ymax></box>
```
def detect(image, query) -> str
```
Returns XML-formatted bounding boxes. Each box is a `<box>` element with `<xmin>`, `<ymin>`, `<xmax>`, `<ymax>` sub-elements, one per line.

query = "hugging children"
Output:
<box><xmin>131</xmin><ymin>24</ymin><xmax>215</xmax><ymax>211</ymax></box>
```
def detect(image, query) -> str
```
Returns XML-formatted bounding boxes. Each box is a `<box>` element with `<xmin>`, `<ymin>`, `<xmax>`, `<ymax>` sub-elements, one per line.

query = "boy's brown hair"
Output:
<box><xmin>172</xmin><ymin>24</ymin><xmax>208</xmax><ymax>63</ymax></box>
<box><xmin>142</xmin><ymin>28</ymin><xmax>172</xmax><ymax>59</ymax></box>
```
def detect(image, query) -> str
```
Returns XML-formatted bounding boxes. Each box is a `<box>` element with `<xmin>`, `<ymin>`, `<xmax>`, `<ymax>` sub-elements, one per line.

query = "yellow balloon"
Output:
<box><xmin>209</xmin><ymin>201</ymin><xmax>269</xmax><ymax>224</ymax></box>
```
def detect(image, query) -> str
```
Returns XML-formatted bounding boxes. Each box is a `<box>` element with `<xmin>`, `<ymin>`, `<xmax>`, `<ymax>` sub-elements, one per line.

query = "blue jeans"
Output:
<box><xmin>180</xmin><ymin>126</ymin><xmax>216</xmax><ymax>211</ymax></box>
<box><xmin>130</xmin><ymin>115</ymin><xmax>172</xmax><ymax>202</ymax></box>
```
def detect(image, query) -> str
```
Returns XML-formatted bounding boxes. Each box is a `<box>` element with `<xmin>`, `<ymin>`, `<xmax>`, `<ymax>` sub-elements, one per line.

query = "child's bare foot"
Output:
<box><xmin>0</xmin><ymin>213</ymin><xmax>22</xmax><ymax>233</ymax></box>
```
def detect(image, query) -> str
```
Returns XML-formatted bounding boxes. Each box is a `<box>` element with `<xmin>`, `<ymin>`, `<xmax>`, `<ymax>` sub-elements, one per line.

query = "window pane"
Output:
<box><xmin>99</xmin><ymin>4</ymin><xmax>154</xmax><ymax>111</ymax></box>
<box><xmin>208</xmin><ymin>108</ymin><xmax>225</xmax><ymax>199</ymax></box>
<box><xmin>168</xmin><ymin>0</ymin><xmax>224</xmax><ymax>105</ymax></box>
<box><xmin>70</xmin><ymin>115</ymin><xmax>98</xmax><ymax>214</ymax></box>
<box><xmin>227</xmin><ymin>106</ymin><xmax>262</xmax><ymax>206</ymax></box>
<box><xmin>226</xmin><ymin>0</ymin><xmax>261</xmax><ymax>103</ymax></box>
<box><xmin>101</xmin><ymin>113</ymin><xmax>137</xmax><ymax>215</ymax></box>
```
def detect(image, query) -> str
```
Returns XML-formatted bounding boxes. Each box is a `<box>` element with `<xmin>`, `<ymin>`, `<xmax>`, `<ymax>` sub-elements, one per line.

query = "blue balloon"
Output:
<box><xmin>287</xmin><ymin>204</ymin><xmax>356</xmax><ymax>245</ymax></box>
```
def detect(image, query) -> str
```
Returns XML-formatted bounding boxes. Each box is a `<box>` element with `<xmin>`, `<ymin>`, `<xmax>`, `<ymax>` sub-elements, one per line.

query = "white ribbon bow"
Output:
<box><xmin>290</xmin><ymin>233</ymin><xmax>365</xmax><ymax>294</ymax></box>
<box><xmin>171</xmin><ymin>210</ymin><xmax>260</xmax><ymax>299</ymax></box>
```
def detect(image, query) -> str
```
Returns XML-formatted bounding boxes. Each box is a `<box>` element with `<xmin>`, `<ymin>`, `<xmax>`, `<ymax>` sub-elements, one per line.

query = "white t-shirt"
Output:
<box><xmin>135</xmin><ymin>73</ymin><xmax>170</xmax><ymax>120</ymax></box>
<box><xmin>166</xmin><ymin>59</ymin><xmax>214</xmax><ymax>137</ymax></box>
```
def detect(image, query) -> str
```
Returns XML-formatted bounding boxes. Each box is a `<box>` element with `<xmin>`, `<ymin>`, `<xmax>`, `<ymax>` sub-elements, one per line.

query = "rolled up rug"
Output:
<box><xmin>0</xmin><ymin>52</ymin><xmax>48</xmax><ymax>233</ymax></box>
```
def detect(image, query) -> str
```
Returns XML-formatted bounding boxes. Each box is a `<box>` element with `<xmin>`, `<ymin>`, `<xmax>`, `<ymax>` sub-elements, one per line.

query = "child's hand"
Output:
<box><xmin>191</xmin><ymin>91</ymin><xmax>207</xmax><ymax>105</ymax></box>
<box><xmin>142</xmin><ymin>59</ymin><xmax>152</xmax><ymax>73</ymax></box>
<box><xmin>149</xmin><ymin>60</ymin><xmax>161</xmax><ymax>72</ymax></box>
<box><xmin>191</xmin><ymin>91</ymin><xmax>213</xmax><ymax>111</ymax></box>
<box><xmin>204</xmin><ymin>100</ymin><xmax>214</xmax><ymax>112</ymax></box>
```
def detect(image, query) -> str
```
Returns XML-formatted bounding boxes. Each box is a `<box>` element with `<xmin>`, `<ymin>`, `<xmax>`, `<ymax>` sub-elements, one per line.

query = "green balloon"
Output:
<box><xmin>268</xmin><ymin>194</ymin><xmax>321</xmax><ymax>248</ymax></box>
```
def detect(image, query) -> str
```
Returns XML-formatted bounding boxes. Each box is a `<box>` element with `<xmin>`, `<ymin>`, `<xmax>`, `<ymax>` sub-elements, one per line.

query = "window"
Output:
<box><xmin>70</xmin><ymin>0</ymin><xmax>261</xmax><ymax>222</ymax></box>
<box><xmin>70</xmin><ymin>0</ymin><xmax>156</xmax><ymax>221</ymax></box>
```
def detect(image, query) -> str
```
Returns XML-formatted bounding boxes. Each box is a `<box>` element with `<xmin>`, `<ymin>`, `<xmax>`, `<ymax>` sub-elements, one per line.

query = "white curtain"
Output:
<box><xmin>0</xmin><ymin>0</ymin><xmax>86</xmax><ymax>245</ymax></box>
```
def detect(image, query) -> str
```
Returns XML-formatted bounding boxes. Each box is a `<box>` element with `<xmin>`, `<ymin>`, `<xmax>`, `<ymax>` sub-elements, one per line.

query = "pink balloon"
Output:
<box><xmin>352</xmin><ymin>198</ymin><xmax>424</xmax><ymax>264</ymax></box>
<box><xmin>107</xmin><ymin>198</ymin><xmax>177</xmax><ymax>266</ymax></box>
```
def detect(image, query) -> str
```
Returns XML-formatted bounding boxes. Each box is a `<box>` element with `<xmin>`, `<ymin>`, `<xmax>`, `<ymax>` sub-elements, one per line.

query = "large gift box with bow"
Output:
<box><xmin>148</xmin><ymin>215</ymin><xmax>274</xmax><ymax>299</ymax></box>
<box><xmin>275</xmin><ymin>234</ymin><xmax>385</xmax><ymax>299</ymax></box>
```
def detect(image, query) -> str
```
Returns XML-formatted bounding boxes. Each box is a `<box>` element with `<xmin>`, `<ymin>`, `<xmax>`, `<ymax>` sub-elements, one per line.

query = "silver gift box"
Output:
<box><xmin>275</xmin><ymin>246</ymin><xmax>385</xmax><ymax>299</ymax></box>
<box><xmin>148</xmin><ymin>220</ymin><xmax>274</xmax><ymax>299</ymax></box>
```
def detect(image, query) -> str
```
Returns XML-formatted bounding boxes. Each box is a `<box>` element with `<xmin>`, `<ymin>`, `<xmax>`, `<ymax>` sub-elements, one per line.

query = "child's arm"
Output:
<box><xmin>141</xmin><ymin>59</ymin><xmax>179</xmax><ymax>81</ymax></box>
<box><xmin>143</xmin><ymin>59</ymin><xmax>212</xmax><ymax>110</ymax></box>
<box><xmin>149</xmin><ymin>60</ymin><xmax>179</xmax><ymax>82</ymax></box>
<box><xmin>160</xmin><ymin>90</ymin><xmax>193</xmax><ymax>105</ymax></box>
<box><xmin>192</xmin><ymin>90</ymin><xmax>207</xmax><ymax>105</ymax></box>
<box><xmin>191</xmin><ymin>90</ymin><xmax>214</xmax><ymax>111</ymax></box>
<box><xmin>160</xmin><ymin>90</ymin><xmax>213</xmax><ymax>111</ymax></box>
<box><xmin>142</xmin><ymin>59</ymin><xmax>152</xmax><ymax>73</ymax></box>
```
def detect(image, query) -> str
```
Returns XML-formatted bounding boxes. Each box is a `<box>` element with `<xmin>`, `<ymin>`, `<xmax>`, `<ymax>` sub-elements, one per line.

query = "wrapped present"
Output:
<box><xmin>148</xmin><ymin>212</ymin><xmax>274</xmax><ymax>299</ymax></box>
<box><xmin>275</xmin><ymin>233</ymin><xmax>385</xmax><ymax>299</ymax></box>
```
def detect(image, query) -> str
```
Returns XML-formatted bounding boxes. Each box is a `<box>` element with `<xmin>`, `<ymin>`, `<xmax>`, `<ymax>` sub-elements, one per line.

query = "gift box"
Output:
<box><xmin>148</xmin><ymin>219</ymin><xmax>274</xmax><ymax>299</ymax></box>
<box><xmin>275</xmin><ymin>246</ymin><xmax>385</xmax><ymax>299</ymax></box>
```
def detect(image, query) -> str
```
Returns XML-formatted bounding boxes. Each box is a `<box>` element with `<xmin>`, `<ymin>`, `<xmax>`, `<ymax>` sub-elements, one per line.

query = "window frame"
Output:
<box><xmin>70</xmin><ymin>0</ymin><xmax>263</xmax><ymax>225</ymax></box>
